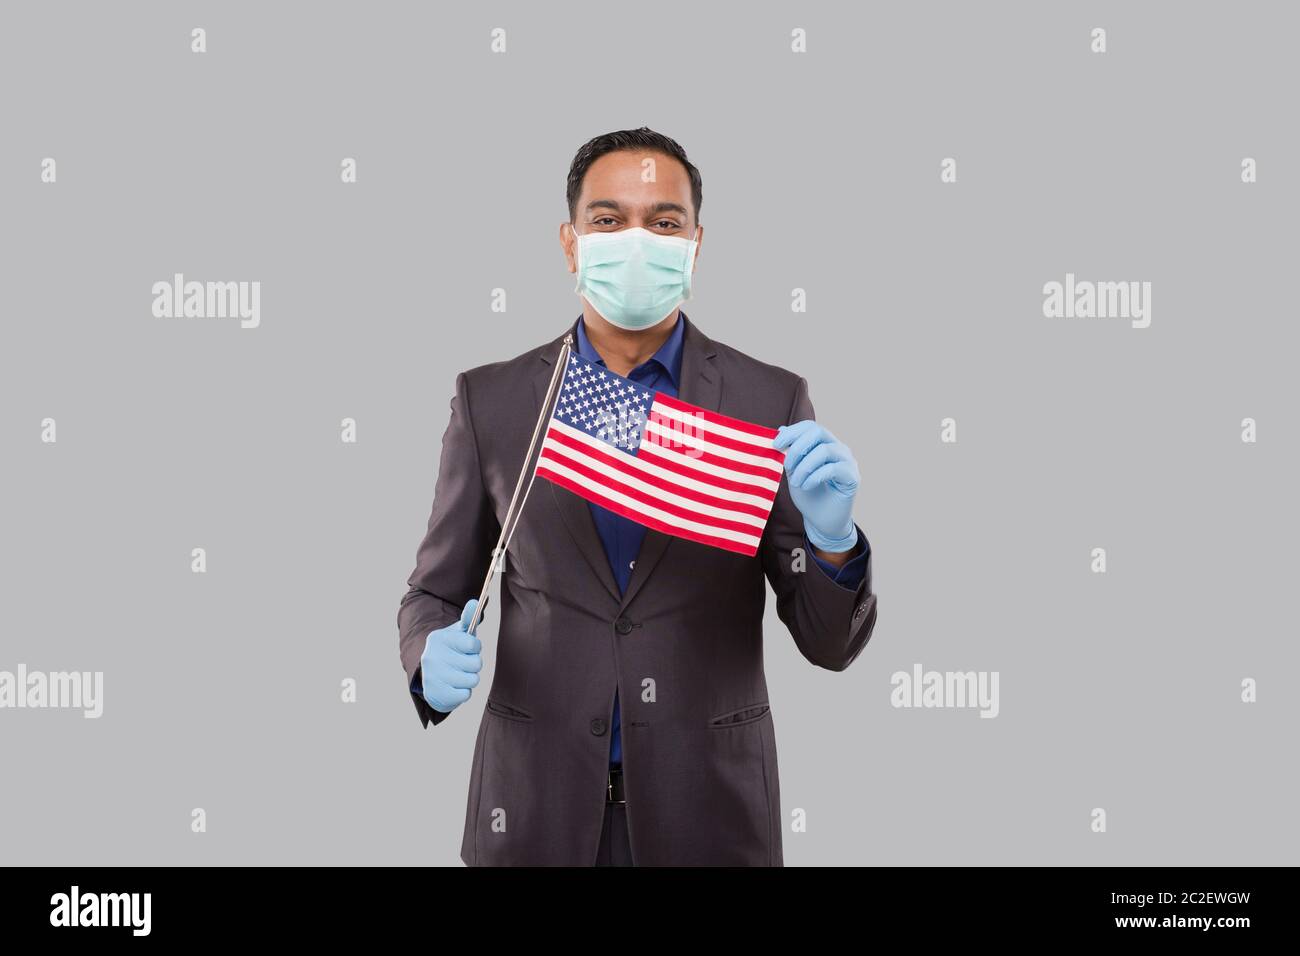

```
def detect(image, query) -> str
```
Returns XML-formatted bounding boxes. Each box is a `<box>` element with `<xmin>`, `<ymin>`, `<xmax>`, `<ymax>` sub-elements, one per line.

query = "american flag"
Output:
<box><xmin>535</xmin><ymin>351</ymin><xmax>786</xmax><ymax>557</ymax></box>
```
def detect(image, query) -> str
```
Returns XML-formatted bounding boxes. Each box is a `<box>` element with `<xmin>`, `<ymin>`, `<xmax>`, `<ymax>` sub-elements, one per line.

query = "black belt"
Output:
<box><xmin>607</xmin><ymin>767</ymin><xmax>626</xmax><ymax>804</ymax></box>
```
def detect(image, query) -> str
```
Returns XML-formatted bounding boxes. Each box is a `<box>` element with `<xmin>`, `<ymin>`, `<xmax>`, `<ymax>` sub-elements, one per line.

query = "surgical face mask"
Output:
<box><xmin>571</xmin><ymin>224</ymin><xmax>699</xmax><ymax>331</ymax></box>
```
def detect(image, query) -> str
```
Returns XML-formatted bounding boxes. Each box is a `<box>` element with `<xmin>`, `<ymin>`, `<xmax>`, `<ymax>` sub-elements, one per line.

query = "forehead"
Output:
<box><xmin>579</xmin><ymin>150</ymin><xmax>692</xmax><ymax>202</ymax></box>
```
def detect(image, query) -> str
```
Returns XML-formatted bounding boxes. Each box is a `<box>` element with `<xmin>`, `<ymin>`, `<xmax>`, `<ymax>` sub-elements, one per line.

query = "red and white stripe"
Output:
<box><xmin>536</xmin><ymin>394</ymin><xmax>785</xmax><ymax>556</ymax></box>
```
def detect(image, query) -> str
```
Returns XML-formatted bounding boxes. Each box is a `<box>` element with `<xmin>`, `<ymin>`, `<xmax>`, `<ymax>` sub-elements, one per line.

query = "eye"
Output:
<box><xmin>652</xmin><ymin>220</ymin><xmax>681</xmax><ymax>230</ymax></box>
<box><xmin>593</xmin><ymin>216</ymin><xmax>619</xmax><ymax>227</ymax></box>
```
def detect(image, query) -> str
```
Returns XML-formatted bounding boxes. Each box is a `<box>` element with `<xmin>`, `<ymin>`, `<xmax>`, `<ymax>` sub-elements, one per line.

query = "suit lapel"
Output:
<box><xmin>531</xmin><ymin>313</ymin><xmax>724</xmax><ymax>612</ymax></box>
<box><xmin>532</xmin><ymin>322</ymin><xmax>623</xmax><ymax>605</ymax></box>
<box><xmin>618</xmin><ymin>313</ymin><xmax>721</xmax><ymax>613</ymax></box>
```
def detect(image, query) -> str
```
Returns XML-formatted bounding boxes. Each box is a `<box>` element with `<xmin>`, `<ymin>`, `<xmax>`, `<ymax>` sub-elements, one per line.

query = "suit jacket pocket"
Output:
<box><xmin>485</xmin><ymin>698</ymin><xmax>534</xmax><ymax>722</ymax></box>
<box><xmin>709</xmin><ymin>702</ymin><xmax>771</xmax><ymax>728</ymax></box>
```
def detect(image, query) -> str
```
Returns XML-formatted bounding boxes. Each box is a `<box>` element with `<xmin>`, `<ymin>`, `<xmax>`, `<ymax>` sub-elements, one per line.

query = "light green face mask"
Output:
<box><xmin>571</xmin><ymin>224</ymin><xmax>699</xmax><ymax>330</ymax></box>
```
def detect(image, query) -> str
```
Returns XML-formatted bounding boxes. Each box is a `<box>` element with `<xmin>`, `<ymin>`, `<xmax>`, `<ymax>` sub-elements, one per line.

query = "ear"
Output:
<box><xmin>560</xmin><ymin>221</ymin><xmax>579</xmax><ymax>274</ymax></box>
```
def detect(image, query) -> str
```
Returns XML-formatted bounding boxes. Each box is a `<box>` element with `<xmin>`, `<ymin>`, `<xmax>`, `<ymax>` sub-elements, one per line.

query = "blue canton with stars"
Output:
<box><xmin>554</xmin><ymin>351</ymin><xmax>655</xmax><ymax>454</ymax></box>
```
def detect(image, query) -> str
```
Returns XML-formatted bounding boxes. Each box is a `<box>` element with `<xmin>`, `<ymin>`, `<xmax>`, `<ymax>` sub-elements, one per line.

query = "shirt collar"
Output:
<box><xmin>574</xmin><ymin>311</ymin><xmax>685</xmax><ymax>388</ymax></box>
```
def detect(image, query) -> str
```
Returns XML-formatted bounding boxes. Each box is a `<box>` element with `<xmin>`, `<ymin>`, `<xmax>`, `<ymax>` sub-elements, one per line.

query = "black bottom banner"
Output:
<box><xmin>1</xmin><ymin>864</ymin><xmax>1283</xmax><ymax>942</ymax></box>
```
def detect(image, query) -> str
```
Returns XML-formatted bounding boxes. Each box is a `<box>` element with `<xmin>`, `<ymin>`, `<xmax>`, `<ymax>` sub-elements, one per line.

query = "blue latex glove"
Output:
<box><xmin>773</xmin><ymin>420</ymin><xmax>861</xmax><ymax>553</ymax></box>
<box><xmin>418</xmin><ymin>599</ymin><xmax>483</xmax><ymax>713</ymax></box>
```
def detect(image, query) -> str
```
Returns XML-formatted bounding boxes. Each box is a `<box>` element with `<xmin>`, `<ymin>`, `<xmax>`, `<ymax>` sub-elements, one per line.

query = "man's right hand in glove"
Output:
<box><xmin>418</xmin><ymin>599</ymin><xmax>483</xmax><ymax>714</ymax></box>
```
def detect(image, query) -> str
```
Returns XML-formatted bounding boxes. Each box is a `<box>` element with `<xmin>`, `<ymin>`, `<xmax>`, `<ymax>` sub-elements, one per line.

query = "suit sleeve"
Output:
<box><xmin>760</xmin><ymin>376</ymin><xmax>878</xmax><ymax>670</ymax></box>
<box><xmin>397</xmin><ymin>371</ymin><xmax>500</xmax><ymax>728</ymax></box>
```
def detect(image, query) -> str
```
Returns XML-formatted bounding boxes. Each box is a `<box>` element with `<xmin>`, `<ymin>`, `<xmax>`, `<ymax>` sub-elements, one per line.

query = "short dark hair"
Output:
<box><xmin>566</xmin><ymin>127</ymin><xmax>702</xmax><ymax>226</ymax></box>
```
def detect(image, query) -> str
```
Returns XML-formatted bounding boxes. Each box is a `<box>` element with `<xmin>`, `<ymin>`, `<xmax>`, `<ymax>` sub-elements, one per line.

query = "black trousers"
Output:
<box><xmin>595</xmin><ymin>801</ymin><xmax>634</xmax><ymax>866</ymax></box>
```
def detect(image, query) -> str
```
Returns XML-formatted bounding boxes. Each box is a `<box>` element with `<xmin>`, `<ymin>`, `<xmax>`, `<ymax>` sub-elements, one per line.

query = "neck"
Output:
<box><xmin>582</xmin><ymin>309</ymin><xmax>678</xmax><ymax>377</ymax></box>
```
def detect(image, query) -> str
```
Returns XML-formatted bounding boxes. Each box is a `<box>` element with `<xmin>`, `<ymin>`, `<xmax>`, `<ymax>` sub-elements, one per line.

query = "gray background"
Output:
<box><xmin>1</xmin><ymin>0</ymin><xmax>1296</xmax><ymax>865</ymax></box>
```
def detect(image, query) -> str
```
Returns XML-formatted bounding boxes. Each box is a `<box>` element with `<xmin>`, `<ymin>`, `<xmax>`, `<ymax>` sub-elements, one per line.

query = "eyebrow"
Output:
<box><xmin>584</xmin><ymin>199</ymin><xmax>689</xmax><ymax>219</ymax></box>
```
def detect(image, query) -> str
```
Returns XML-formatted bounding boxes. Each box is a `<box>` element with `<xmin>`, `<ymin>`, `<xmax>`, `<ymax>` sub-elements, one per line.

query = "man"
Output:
<box><xmin>398</xmin><ymin>128</ymin><xmax>877</xmax><ymax>866</ymax></box>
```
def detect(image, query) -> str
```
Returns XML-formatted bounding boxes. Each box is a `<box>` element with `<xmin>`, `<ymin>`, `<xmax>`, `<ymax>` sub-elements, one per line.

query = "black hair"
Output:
<box><xmin>566</xmin><ymin>127</ymin><xmax>702</xmax><ymax>226</ymax></box>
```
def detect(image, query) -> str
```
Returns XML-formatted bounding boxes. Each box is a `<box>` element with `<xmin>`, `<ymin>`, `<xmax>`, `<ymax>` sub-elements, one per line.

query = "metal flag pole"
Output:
<box><xmin>465</xmin><ymin>332</ymin><xmax>573</xmax><ymax>635</ymax></box>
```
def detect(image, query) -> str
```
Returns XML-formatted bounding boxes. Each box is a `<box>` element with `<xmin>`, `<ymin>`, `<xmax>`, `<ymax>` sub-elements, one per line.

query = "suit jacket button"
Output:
<box><xmin>614</xmin><ymin>617</ymin><xmax>634</xmax><ymax>635</ymax></box>
<box><xmin>590</xmin><ymin>718</ymin><xmax>607</xmax><ymax>735</ymax></box>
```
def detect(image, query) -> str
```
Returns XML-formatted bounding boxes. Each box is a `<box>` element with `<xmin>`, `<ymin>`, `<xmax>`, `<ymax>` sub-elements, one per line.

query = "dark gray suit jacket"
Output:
<box><xmin>397</xmin><ymin>314</ymin><xmax>877</xmax><ymax>866</ymax></box>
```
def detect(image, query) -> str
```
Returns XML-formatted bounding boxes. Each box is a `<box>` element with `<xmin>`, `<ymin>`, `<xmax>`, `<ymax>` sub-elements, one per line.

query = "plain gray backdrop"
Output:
<box><xmin>1</xmin><ymin>1</ymin><xmax>1296</xmax><ymax>865</ymax></box>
